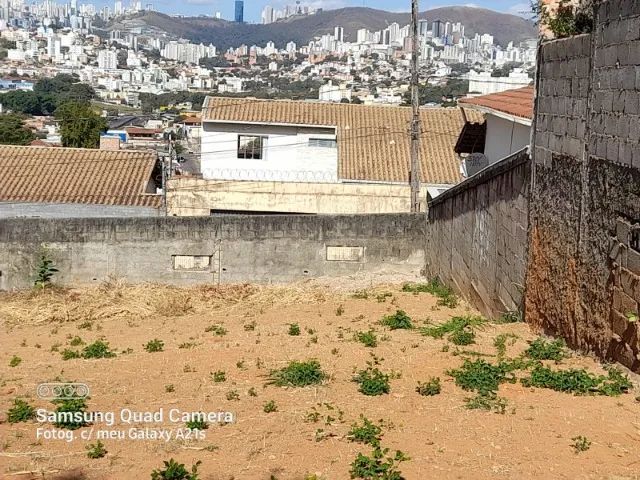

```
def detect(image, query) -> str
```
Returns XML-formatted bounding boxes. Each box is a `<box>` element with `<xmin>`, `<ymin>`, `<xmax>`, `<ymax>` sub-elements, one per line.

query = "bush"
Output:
<box><xmin>353</xmin><ymin>367</ymin><xmax>391</xmax><ymax>396</ymax></box>
<box><xmin>402</xmin><ymin>279</ymin><xmax>458</xmax><ymax>307</ymax></box>
<box><xmin>348</xmin><ymin>416</ymin><xmax>383</xmax><ymax>445</ymax></box>
<box><xmin>380</xmin><ymin>310</ymin><xmax>413</xmax><ymax>330</ymax></box>
<box><xmin>82</xmin><ymin>341</ymin><xmax>116</xmax><ymax>359</ymax></box>
<box><xmin>525</xmin><ymin>338</ymin><xmax>565</xmax><ymax>361</ymax></box>
<box><xmin>268</xmin><ymin>360</ymin><xmax>327</xmax><ymax>387</ymax></box>
<box><xmin>288</xmin><ymin>323</ymin><xmax>301</xmax><ymax>336</ymax></box>
<box><xmin>7</xmin><ymin>398</ymin><xmax>36</xmax><ymax>423</ymax></box>
<box><xmin>86</xmin><ymin>440</ymin><xmax>107</xmax><ymax>459</ymax></box>
<box><xmin>521</xmin><ymin>365</ymin><xmax>632</xmax><ymax>396</ymax></box>
<box><xmin>416</xmin><ymin>377</ymin><xmax>441</xmax><ymax>396</ymax></box>
<box><xmin>151</xmin><ymin>459</ymin><xmax>201</xmax><ymax>480</ymax></box>
<box><xmin>34</xmin><ymin>253</ymin><xmax>58</xmax><ymax>288</ymax></box>
<box><xmin>350</xmin><ymin>445</ymin><xmax>408</xmax><ymax>480</ymax></box>
<box><xmin>263</xmin><ymin>400</ymin><xmax>278</xmax><ymax>413</ymax></box>
<box><xmin>61</xmin><ymin>348</ymin><xmax>81</xmax><ymax>360</ymax></box>
<box><xmin>144</xmin><ymin>339</ymin><xmax>165</xmax><ymax>353</ymax></box>
<box><xmin>355</xmin><ymin>330</ymin><xmax>378</xmax><ymax>348</ymax></box>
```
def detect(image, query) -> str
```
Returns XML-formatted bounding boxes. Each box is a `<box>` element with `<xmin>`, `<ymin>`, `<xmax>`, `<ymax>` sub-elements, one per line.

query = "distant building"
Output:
<box><xmin>234</xmin><ymin>0</ymin><xmax>243</xmax><ymax>23</ymax></box>
<box><xmin>467</xmin><ymin>70</ymin><xmax>532</xmax><ymax>96</ymax></box>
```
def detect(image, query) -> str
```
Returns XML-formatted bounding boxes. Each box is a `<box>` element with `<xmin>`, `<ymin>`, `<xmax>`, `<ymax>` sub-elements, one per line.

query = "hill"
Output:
<box><xmin>110</xmin><ymin>6</ymin><xmax>536</xmax><ymax>51</ymax></box>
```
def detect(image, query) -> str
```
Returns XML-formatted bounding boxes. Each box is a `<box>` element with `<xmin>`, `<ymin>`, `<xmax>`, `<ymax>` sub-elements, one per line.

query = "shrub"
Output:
<box><xmin>9</xmin><ymin>355</ymin><xmax>21</xmax><ymax>367</ymax></box>
<box><xmin>52</xmin><ymin>397</ymin><xmax>89</xmax><ymax>430</ymax></box>
<box><xmin>521</xmin><ymin>365</ymin><xmax>632</xmax><ymax>396</ymax></box>
<box><xmin>86</xmin><ymin>440</ymin><xmax>107</xmax><ymax>459</ymax></box>
<box><xmin>151</xmin><ymin>459</ymin><xmax>201</xmax><ymax>480</ymax></box>
<box><xmin>348</xmin><ymin>416</ymin><xmax>383</xmax><ymax>445</ymax></box>
<box><xmin>34</xmin><ymin>253</ymin><xmax>58</xmax><ymax>288</ymax></box>
<box><xmin>465</xmin><ymin>392</ymin><xmax>508</xmax><ymax>414</ymax></box>
<box><xmin>353</xmin><ymin>367</ymin><xmax>391</xmax><ymax>396</ymax></box>
<box><xmin>571</xmin><ymin>435</ymin><xmax>591</xmax><ymax>453</ymax></box>
<box><xmin>263</xmin><ymin>400</ymin><xmax>278</xmax><ymax>413</ymax></box>
<box><xmin>447</xmin><ymin>359</ymin><xmax>520</xmax><ymax>395</ymax></box>
<box><xmin>525</xmin><ymin>338</ymin><xmax>565</xmax><ymax>361</ymax></box>
<box><xmin>7</xmin><ymin>398</ymin><xmax>36</xmax><ymax>423</ymax></box>
<box><xmin>449</xmin><ymin>329</ymin><xmax>475</xmax><ymax>346</ymax></box>
<box><xmin>355</xmin><ymin>330</ymin><xmax>378</xmax><ymax>348</ymax></box>
<box><xmin>268</xmin><ymin>360</ymin><xmax>327</xmax><ymax>387</ymax></box>
<box><xmin>144</xmin><ymin>339</ymin><xmax>165</xmax><ymax>353</ymax></box>
<box><xmin>380</xmin><ymin>310</ymin><xmax>413</xmax><ymax>330</ymax></box>
<box><xmin>211</xmin><ymin>370</ymin><xmax>226</xmax><ymax>383</ymax></box>
<box><xmin>69</xmin><ymin>336</ymin><xmax>84</xmax><ymax>347</ymax></box>
<box><xmin>402</xmin><ymin>279</ymin><xmax>458</xmax><ymax>307</ymax></box>
<box><xmin>205</xmin><ymin>324</ymin><xmax>227</xmax><ymax>336</ymax></box>
<box><xmin>82</xmin><ymin>341</ymin><xmax>116</xmax><ymax>359</ymax></box>
<box><xmin>185</xmin><ymin>419</ymin><xmax>208</xmax><ymax>430</ymax></box>
<box><xmin>416</xmin><ymin>377</ymin><xmax>441</xmax><ymax>396</ymax></box>
<box><xmin>349</xmin><ymin>445</ymin><xmax>408</xmax><ymax>480</ymax></box>
<box><xmin>288</xmin><ymin>323</ymin><xmax>301</xmax><ymax>336</ymax></box>
<box><xmin>421</xmin><ymin>315</ymin><xmax>485</xmax><ymax>339</ymax></box>
<box><xmin>61</xmin><ymin>348</ymin><xmax>81</xmax><ymax>360</ymax></box>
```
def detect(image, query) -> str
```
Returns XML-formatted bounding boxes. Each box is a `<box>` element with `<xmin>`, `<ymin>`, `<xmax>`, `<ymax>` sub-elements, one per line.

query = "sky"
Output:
<box><xmin>143</xmin><ymin>0</ymin><xmax>531</xmax><ymax>22</ymax></box>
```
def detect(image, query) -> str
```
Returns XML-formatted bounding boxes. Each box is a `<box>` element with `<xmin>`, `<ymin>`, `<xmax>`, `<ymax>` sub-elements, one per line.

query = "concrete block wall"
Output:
<box><xmin>527</xmin><ymin>0</ymin><xmax>640</xmax><ymax>372</ymax></box>
<box><xmin>0</xmin><ymin>214</ymin><xmax>426</xmax><ymax>290</ymax></box>
<box><xmin>426</xmin><ymin>149</ymin><xmax>531</xmax><ymax>319</ymax></box>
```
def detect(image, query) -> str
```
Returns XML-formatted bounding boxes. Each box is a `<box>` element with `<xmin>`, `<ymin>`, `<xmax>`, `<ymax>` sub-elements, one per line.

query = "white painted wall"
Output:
<box><xmin>201</xmin><ymin>122</ymin><xmax>338</xmax><ymax>182</ymax></box>
<box><xmin>484</xmin><ymin>114</ymin><xmax>531</xmax><ymax>164</ymax></box>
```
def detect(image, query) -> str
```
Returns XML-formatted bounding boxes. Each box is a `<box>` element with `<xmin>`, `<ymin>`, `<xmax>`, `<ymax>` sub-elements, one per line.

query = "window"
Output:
<box><xmin>308</xmin><ymin>138</ymin><xmax>337</xmax><ymax>149</ymax></box>
<box><xmin>172</xmin><ymin>255</ymin><xmax>212</xmax><ymax>271</ymax></box>
<box><xmin>237</xmin><ymin>135</ymin><xmax>264</xmax><ymax>159</ymax></box>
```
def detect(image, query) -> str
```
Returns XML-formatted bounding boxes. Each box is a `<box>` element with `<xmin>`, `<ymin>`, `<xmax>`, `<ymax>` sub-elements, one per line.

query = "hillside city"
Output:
<box><xmin>0</xmin><ymin>0</ymin><xmax>536</xmax><ymax>127</ymax></box>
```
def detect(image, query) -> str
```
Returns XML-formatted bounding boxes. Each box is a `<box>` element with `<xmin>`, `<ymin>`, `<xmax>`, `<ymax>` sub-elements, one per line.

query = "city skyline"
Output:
<box><xmin>103</xmin><ymin>0</ymin><xmax>532</xmax><ymax>22</ymax></box>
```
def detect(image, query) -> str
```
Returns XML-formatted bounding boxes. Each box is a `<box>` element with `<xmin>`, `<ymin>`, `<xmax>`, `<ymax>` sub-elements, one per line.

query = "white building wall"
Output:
<box><xmin>201</xmin><ymin>122</ymin><xmax>338</xmax><ymax>183</ymax></box>
<box><xmin>484</xmin><ymin>114</ymin><xmax>531</xmax><ymax>164</ymax></box>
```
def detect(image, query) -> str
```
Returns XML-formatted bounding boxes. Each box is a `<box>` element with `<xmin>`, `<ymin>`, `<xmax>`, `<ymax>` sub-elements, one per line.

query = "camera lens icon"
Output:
<box><xmin>37</xmin><ymin>383</ymin><xmax>90</xmax><ymax>400</ymax></box>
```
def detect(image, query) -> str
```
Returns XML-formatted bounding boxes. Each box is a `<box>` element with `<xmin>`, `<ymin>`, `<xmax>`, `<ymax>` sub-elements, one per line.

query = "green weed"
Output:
<box><xmin>211</xmin><ymin>371</ymin><xmax>226</xmax><ymax>383</ymax></box>
<box><xmin>151</xmin><ymin>459</ymin><xmax>201</xmax><ymax>480</ymax></box>
<box><xmin>416</xmin><ymin>377</ymin><xmax>441</xmax><ymax>396</ymax></box>
<box><xmin>353</xmin><ymin>366</ymin><xmax>391</xmax><ymax>396</ymax></box>
<box><xmin>355</xmin><ymin>330</ymin><xmax>378</xmax><ymax>348</ymax></box>
<box><xmin>494</xmin><ymin>333</ymin><xmax>519</xmax><ymax>359</ymax></box>
<box><xmin>9</xmin><ymin>355</ymin><xmax>21</xmax><ymax>367</ymax></box>
<box><xmin>268</xmin><ymin>360</ymin><xmax>327</xmax><ymax>387</ymax></box>
<box><xmin>81</xmin><ymin>340</ymin><xmax>116</xmax><ymax>359</ymax></box>
<box><xmin>380</xmin><ymin>310</ymin><xmax>413</xmax><ymax>330</ymax></box>
<box><xmin>421</xmin><ymin>315</ymin><xmax>485</xmax><ymax>339</ymax></box>
<box><xmin>402</xmin><ymin>279</ymin><xmax>458</xmax><ymax>308</ymax></box>
<box><xmin>263</xmin><ymin>400</ymin><xmax>278</xmax><ymax>413</ymax></box>
<box><xmin>449</xmin><ymin>329</ymin><xmax>475</xmax><ymax>346</ymax></box>
<box><xmin>447</xmin><ymin>359</ymin><xmax>520</xmax><ymax>395</ymax></box>
<box><xmin>524</xmin><ymin>338</ymin><xmax>565</xmax><ymax>361</ymax></box>
<box><xmin>288</xmin><ymin>323</ymin><xmax>301</xmax><ymax>336</ymax></box>
<box><xmin>571</xmin><ymin>436</ymin><xmax>591</xmax><ymax>453</ymax></box>
<box><xmin>350</xmin><ymin>444</ymin><xmax>408</xmax><ymax>480</ymax></box>
<box><xmin>521</xmin><ymin>365</ymin><xmax>632</xmax><ymax>396</ymax></box>
<box><xmin>52</xmin><ymin>397</ymin><xmax>89</xmax><ymax>430</ymax></box>
<box><xmin>7</xmin><ymin>399</ymin><xmax>36</xmax><ymax>423</ymax></box>
<box><xmin>465</xmin><ymin>392</ymin><xmax>508</xmax><ymax>414</ymax></box>
<box><xmin>348</xmin><ymin>416</ymin><xmax>383</xmax><ymax>445</ymax></box>
<box><xmin>86</xmin><ymin>440</ymin><xmax>107</xmax><ymax>459</ymax></box>
<box><xmin>205</xmin><ymin>324</ymin><xmax>227</xmax><ymax>336</ymax></box>
<box><xmin>144</xmin><ymin>339</ymin><xmax>165</xmax><ymax>353</ymax></box>
<box><xmin>185</xmin><ymin>419</ymin><xmax>208</xmax><ymax>430</ymax></box>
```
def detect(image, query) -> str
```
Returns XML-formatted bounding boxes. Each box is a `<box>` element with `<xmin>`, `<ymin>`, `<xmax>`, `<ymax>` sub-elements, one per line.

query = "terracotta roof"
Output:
<box><xmin>202</xmin><ymin>97</ymin><xmax>482</xmax><ymax>184</ymax></box>
<box><xmin>459</xmin><ymin>86</ymin><xmax>534</xmax><ymax>121</ymax></box>
<box><xmin>0</xmin><ymin>145</ymin><xmax>162</xmax><ymax>208</ymax></box>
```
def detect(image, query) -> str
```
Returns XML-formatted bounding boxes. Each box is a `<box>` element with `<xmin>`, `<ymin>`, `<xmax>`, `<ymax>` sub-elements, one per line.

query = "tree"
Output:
<box><xmin>55</xmin><ymin>102</ymin><xmax>107</xmax><ymax>149</ymax></box>
<box><xmin>0</xmin><ymin>114</ymin><xmax>36</xmax><ymax>145</ymax></box>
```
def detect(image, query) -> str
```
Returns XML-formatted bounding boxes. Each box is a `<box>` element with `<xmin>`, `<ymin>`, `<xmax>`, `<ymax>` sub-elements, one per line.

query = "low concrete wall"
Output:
<box><xmin>0</xmin><ymin>202</ymin><xmax>161</xmax><ymax>219</ymax></box>
<box><xmin>167</xmin><ymin>178</ymin><xmax>430</xmax><ymax>215</ymax></box>
<box><xmin>0</xmin><ymin>214</ymin><xmax>426</xmax><ymax>290</ymax></box>
<box><xmin>425</xmin><ymin>149</ymin><xmax>531</xmax><ymax>319</ymax></box>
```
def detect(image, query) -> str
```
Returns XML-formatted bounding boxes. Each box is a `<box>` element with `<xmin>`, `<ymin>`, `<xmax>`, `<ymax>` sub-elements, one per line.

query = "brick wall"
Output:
<box><xmin>527</xmin><ymin>0</ymin><xmax>640</xmax><ymax>372</ymax></box>
<box><xmin>426</xmin><ymin>149</ymin><xmax>531</xmax><ymax>319</ymax></box>
<box><xmin>0</xmin><ymin>214</ymin><xmax>425</xmax><ymax>290</ymax></box>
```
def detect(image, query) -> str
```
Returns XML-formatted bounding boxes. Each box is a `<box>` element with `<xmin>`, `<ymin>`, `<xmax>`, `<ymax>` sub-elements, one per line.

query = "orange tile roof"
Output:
<box><xmin>202</xmin><ymin>97</ymin><xmax>482</xmax><ymax>184</ymax></box>
<box><xmin>0</xmin><ymin>145</ymin><xmax>162</xmax><ymax>208</ymax></box>
<box><xmin>459</xmin><ymin>86</ymin><xmax>534</xmax><ymax>121</ymax></box>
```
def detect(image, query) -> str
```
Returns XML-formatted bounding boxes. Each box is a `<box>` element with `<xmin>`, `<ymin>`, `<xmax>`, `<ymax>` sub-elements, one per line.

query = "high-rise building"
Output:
<box><xmin>261</xmin><ymin>5</ymin><xmax>273</xmax><ymax>24</ymax></box>
<box><xmin>234</xmin><ymin>0</ymin><xmax>243</xmax><ymax>23</ymax></box>
<box><xmin>334</xmin><ymin>26</ymin><xmax>344</xmax><ymax>43</ymax></box>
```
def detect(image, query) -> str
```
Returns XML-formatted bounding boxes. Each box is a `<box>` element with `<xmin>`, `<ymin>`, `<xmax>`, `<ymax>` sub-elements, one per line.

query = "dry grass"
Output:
<box><xmin>0</xmin><ymin>278</ymin><xmax>338</xmax><ymax>328</ymax></box>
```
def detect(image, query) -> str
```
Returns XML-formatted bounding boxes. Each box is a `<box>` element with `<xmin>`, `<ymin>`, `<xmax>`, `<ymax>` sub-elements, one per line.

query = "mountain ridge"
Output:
<box><xmin>109</xmin><ymin>6</ymin><xmax>537</xmax><ymax>51</ymax></box>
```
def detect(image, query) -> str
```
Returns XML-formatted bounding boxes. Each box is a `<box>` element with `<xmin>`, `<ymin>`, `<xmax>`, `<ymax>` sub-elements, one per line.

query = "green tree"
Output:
<box><xmin>55</xmin><ymin>102</ymin><xmax>107</xmax><ymax>149</ymax></box>
<box><xmin>0</xmin><ymin>114</ymin><xmax>36</xmax><ymax>145</ymax></box>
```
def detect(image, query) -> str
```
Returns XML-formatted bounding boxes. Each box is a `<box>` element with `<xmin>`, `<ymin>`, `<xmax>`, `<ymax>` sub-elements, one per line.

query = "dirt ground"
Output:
<box><xmin>0</xmin><ymin>280</ymin><xmax>639</xmax><ymax>480</ymax></box>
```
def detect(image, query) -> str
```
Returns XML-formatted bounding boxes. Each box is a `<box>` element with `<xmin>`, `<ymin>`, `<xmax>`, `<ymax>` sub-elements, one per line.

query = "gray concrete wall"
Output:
<box><xmin>0</xmin><ymin>202</ymin><xmax>161</xmax><ymax>218</ymax></box>
<box><xmin>0</xmin><ymin>214</ymin><xmax>425</xmax><ymax>290</ymax></box>
<box><xmin>425</xmin><ymin>149</ymin><xmax>531</xmax><ymax>319</ymax></box>
<box><xmin>526</xmin><ymin>0</ymin><xmax>640</xmax><ymax>372</ymax></box>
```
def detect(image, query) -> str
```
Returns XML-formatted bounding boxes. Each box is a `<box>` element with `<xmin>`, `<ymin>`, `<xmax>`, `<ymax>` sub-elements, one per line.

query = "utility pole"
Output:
<box><xmin>409</xmin><ymin>0</ymin><xmax>421</xmax><ymax>212</ymax></box>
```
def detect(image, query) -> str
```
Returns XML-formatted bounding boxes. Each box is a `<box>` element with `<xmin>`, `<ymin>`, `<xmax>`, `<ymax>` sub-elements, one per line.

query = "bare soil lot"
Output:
<box><xmin>1</xmin><ymin>281</ymin><xmax>639</xmax><ymax>480</ymax></box>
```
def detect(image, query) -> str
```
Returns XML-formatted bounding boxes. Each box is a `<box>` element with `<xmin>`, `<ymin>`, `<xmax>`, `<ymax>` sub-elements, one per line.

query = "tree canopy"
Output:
<box><xmin>55</xmin><ymin>102</ymin><xmax>107</xmax><ymax>149</ymax></box>
<box><xmin>0</xmin><ymin>114</ymin><xmax>36</xmax><ymax>146</ymax></box>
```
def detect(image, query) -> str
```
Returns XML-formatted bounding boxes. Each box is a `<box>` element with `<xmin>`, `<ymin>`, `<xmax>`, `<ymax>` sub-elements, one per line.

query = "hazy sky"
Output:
<box><xmin>139</xmin><ymin>1</ymin><xmax>532</xmax><ymax>23</ymax></box>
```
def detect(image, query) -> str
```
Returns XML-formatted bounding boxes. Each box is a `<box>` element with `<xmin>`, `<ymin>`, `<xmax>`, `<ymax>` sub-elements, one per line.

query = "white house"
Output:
<box><xmin>456</xmin><ymin>86</ymin><xmax>533</xmax><ymax>173</ymax></box>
